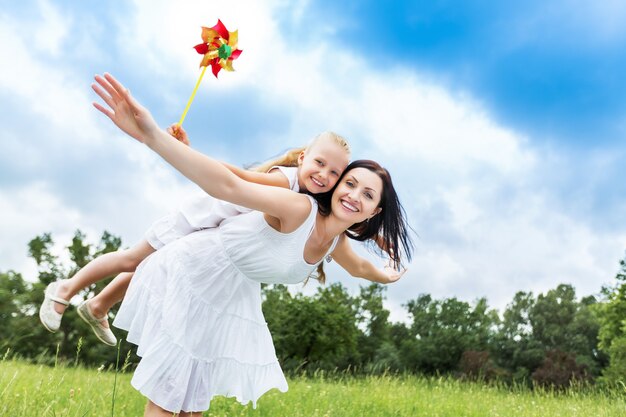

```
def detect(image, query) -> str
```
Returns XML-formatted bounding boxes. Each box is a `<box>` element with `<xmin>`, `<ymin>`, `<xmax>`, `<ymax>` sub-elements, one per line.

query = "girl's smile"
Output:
<box><xmin>298</xmin><ymin>136</ymin><xmax>349</xmax><ymax>193</ymax></box>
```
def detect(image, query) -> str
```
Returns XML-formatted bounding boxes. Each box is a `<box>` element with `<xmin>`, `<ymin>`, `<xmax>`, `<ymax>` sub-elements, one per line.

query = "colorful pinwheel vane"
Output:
<box><xmin>194</xmin><ymin>19</ymin><xmax>243</xmax><ymax>78</ymax></box>
<box><xmin>178</xmin><ymin>19</ymin><xmax>243</xmax><ymax>126</ymax></box>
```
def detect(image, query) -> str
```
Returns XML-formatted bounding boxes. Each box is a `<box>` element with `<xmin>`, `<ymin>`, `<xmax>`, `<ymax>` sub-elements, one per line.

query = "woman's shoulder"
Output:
<box><xmin>275</xmin><ymin>191</ymin><xmax>314</xmax><ymax>223</ymax></box>
<box><xmin>298</xmin><ymin>193</ymin><xmax>317</xmax><ymax>215</ymax></box>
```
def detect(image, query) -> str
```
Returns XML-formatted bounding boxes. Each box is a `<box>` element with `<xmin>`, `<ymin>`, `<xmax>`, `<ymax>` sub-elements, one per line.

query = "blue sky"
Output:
<box><xmin>1</xmin><ymin>0</ymin><xmax>624</xmax><ymax>320</ymax></box>
<box><xmin>299</xmin><ymin>0</ymin><xmax>626</xmax><ymax>145</ymax></box>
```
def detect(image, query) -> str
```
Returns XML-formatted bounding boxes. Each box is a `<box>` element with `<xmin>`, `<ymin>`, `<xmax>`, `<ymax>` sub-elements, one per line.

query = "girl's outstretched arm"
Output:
<box><xmin>92</xmin><ymin>73</ymin><xmax>309</xmax><ymax>228</ymax></box>
<box><xmin>222</xmin><ymin>163</ymin><xmax>291</xmax><ymax>188</ymax></box>
<box><xmin>330</xmin><ymin>235</ymin><xmax>407</xmax><ymax>284</ymax></box>
<box><xmin>166</xmin><ymin>123</ymin><xmax>290</xmax><ymax>188</ymax></box>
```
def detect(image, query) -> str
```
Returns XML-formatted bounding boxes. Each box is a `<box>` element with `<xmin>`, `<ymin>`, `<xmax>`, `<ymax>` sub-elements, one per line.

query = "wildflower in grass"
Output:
<box><xmin>121</xmin><ymin>348</ymin><xmax>132</xmax><ymax>373</ymax></box>
<box><xmin>74</xmin><ymin>337</ymin><xmax>84</xmax><ymax>367</ymax></box>
<box><xmin>54</xmin><ymin>343</ymin><xmax>60</xmax><ymax>368</ymax></box>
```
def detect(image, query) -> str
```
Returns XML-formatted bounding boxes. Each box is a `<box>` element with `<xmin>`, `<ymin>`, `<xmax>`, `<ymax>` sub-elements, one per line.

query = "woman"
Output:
<box><xmin>93</xmin><ymin>73</ymin><xmax>413</xmax><ymax>416</ymax></box>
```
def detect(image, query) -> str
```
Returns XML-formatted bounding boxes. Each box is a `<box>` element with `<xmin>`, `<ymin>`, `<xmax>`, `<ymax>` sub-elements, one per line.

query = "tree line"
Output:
<box><xmin>1</xmin><ymin>231</ymin><xmax>624</xmax><ymax>388</ymax></box>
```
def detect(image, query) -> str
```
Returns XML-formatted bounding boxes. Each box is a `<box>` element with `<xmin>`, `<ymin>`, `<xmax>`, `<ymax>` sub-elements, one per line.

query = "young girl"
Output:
<box><xmin>91</xmin><ymin>73</ymin><xmax>412</xmax><ymax>416</ymax></box>
<box><xmin>39</xmin><ymin>129</ymin><xmax>350</xmax><ymax>345</ymax></box>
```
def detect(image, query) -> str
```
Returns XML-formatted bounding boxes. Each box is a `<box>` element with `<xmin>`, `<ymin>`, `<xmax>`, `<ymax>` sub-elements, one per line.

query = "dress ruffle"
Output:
<box><xmin>130</xmin><ymin>333</ymin><xmax>287</xmax><ymax>412</ymax></box>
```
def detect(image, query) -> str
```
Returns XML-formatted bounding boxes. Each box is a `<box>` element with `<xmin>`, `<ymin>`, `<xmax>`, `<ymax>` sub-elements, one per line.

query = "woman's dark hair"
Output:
<box><xmin>310</xmin><ymin>159</ymin><xmax>414</xmax><ymax>278</ymax></box>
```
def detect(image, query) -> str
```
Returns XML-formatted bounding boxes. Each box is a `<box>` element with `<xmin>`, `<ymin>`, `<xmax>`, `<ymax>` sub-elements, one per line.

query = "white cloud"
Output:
<box><xmin>0</xmin><ymin>0</ymin><xmax>205</xmax><ymax>279</ymax></box>
<box><xmin>502</xmin><ymin>1</ymin><xmax>626</xmax><ymax>48</ymax></box>
<box><xmin>561</xmin><ymin>0</ymin><xmax>626</xmax><ymax>42</ymax></box>
<box><xmin>33</xmin><ymin>0</ymin><xmax>70</xmax><ymax>56</ymax></box>
<box><xmin>184</xmin><ymin>0</ymin><xmax>622</xmax><ymax>311</ymax></box>
<box><xmin>0</xmin><ymin>183</ymin><xmax>82</xmax><ymax>279</ymax></box>
<box><xmin>356</xmin><ymin>72</ymin><xmax>536</xmax><ymax>176</ymax></box>
<box><xmin>0</xmin><ymin>151</ymin><xmax>201</xmax><ymax>281</ymax></box>
<box><xmin>408</xmin><ymin>187</ymin><xmax>626</xmax><ymax>311</ymax></box>
<box><xmin>121</xmin><ymin>0</ymin><xmax>276</xmax><ymax>83</ymax></box>
<box><xmin>0</xmin><ymin>6</ymin><xmax>104</xmax><ymax>147</ymax></box>
<box><xmin>1</xmin><ymin>0</ymin><xmax>624</xmax><ymax>320</ymax></box>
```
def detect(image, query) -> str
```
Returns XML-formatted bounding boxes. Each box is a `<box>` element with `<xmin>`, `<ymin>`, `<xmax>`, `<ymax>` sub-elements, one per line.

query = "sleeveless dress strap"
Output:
<box><xmin>269</xmin><ymin>166</ymin><xmax>300</xmax><ymax>192</ymax></box>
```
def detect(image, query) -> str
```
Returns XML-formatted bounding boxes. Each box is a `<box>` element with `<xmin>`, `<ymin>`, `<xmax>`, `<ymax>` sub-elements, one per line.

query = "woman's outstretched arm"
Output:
<box><xmin>331</xmin><ymin>235</ymin><xmax>407</xmax><ymax>284</ymax></box>
<box><xmin>92</xmin><ymin>73</ymin><xmax>309</xmax><ymax>229</ymax></box>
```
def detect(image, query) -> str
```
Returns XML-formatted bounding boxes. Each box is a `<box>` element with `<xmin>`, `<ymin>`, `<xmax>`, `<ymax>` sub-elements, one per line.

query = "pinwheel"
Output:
<box><xmin>178</xmin><ymin>19</ymin><xmax>243</xmax><ymax>126</ymax></box>
<box><xmin>195</xmin><ymin>19</ymin><xmax>242</xmax><ymax>77</ymax></box>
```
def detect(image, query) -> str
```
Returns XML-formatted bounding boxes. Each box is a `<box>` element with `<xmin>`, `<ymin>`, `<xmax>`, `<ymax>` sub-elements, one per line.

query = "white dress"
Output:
<box><xmin>113</xmin><ymin>194</ymin><xmax>337</xmax><ymax>413</ymax></box>
<box><xmin>145</xmin><ymin>166</ymin><xmax>299</xmax><ymax>249</ymax></box>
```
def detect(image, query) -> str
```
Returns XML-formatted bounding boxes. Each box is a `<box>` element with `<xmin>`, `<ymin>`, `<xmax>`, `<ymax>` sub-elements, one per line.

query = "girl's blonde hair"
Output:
<box><xmin>250</xmin><ymin>132</ymin><xmax>351</xmax><ymax>285</ymax></box>
<box><xmin>251</xmin><ymin>131</ymin><xmax>351</xmax><ymax>174</ymax></box>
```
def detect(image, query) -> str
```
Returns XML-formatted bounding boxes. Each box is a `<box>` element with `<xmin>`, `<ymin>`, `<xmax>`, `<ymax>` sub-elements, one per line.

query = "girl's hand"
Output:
<box><xmin>382</xmin><ymin>260</ymin><xmax>407</xmax><ymax>284</ymax></box>
<box><xmin>92</xmin><ymin>73</ymin><xmax>160</xmax><ymax>144</ymax></box>
<box><xmin>166</xmin><ymin>123</ymin><xmax>191</xmax><ymax>146</ymax></box>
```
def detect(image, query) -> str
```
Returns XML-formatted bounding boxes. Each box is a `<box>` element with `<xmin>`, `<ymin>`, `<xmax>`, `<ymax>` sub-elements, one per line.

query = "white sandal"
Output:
<box><xmin>77</xmin><ymin>300</ymin><xmax>117</xmax><ymax>347</ymax></box>
<box><xmin>39</xmin><ymin>281</ymin><xmax>70</xmax><ymax>333</ymax></box>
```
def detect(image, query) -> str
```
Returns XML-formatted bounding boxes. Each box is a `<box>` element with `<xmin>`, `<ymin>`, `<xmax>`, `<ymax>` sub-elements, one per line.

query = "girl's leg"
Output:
<box><xmin>84</xmin><ymin>272</ymin><xmax>133</xmax><ymax>328</ymax></box>
<box><xmin>52</xmin><ymin>240</ymin><xmax>155</xmax><ymax>314</ymax></box>
<box><xmin>76</xmin><ymin>272</ymin><xmax>134</xmax><ymax>345</ymax></box>
<box><xmin>144</xmin><ymin>400</ymin><xmax>179</xmax><ymax>417</ymax></box>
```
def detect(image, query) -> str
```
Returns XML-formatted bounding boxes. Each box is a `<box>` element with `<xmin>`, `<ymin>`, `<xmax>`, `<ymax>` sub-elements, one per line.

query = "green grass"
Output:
<box><xmin>1</xmin><ymin>359</ymin><xmax>625</xmax><ymax>416</ymax></box>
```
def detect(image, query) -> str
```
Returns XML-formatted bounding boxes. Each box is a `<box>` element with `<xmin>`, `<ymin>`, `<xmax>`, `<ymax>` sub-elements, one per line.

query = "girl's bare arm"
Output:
<box><xmin>167</xmin><ymin>124</ymin><xmax>291</xmax><ymax>189</ymax></box>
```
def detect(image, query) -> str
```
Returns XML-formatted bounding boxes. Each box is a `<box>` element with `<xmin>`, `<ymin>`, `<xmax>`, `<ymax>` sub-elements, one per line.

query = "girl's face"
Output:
<box><xmin>297</xmin><ymin>138</ymin><xmax>350</xmax><ymax>194</ymax></box>
<box><xmin>331</xmin><ymin>167</ymin><xmax>383</xmax><ymax>224</ymax></box>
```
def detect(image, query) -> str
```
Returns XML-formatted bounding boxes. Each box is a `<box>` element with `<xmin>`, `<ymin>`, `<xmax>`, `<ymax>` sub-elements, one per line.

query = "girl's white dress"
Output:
<box><xmin>113</xmin><ymin>195</ymin><xmax>337</xmax><ymax>413</ymax></box>
<box><xmin>144</xmin><ymin>166</ymin><xmax>299</xmax><ymax>250</ymax></box>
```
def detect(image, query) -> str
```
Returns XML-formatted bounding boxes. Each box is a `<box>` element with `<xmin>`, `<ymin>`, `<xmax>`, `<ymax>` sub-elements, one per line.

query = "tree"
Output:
<box><xmin>530</xmin><ymin>284</ymin><xmax>602</xmax><ymax>377</ymax></box>
<box><xmin>530</xmin><ymin>284</ymin><xmax>578</xmax><ymax>350</ymax></box>
<box><xmin>356</xmin><ymin>284</ymin><xmax>394</xmax><ymax>371</ymax></box>
<box><xmin>531</xmin><ymin>349</ymin><xmax>589</xmax><ymax>389</ymax></box>
<box><xmin>596</xmin><ymin>255</ymin><xmax>626</xmax><ymax>385</ymax></box>
<box><xmin>401</xmin><ymin>294</ymin><xmax>498</xmax><ymax>374</ymax></box>
<box><xmin>458</xmin><ymin>350</ymin><xmax>504</xmax><ymax>381</ymax></box>
<box><xmin>0</xmin><ymin>271</ymin><xmax>28</xmax><ymax>353</ymax></box>
<box><xmin>2</xmin><ymin>230</ymin><xmax>137</xmax><ymax>368</ymax></box>
<box><xmin>262</xmin><ymin>283</ymin><xmax>361</xmax><ymax>372</ymax></box>
<box><xmin>492</xmin><ymin>291</ymin><xmax>543</xmax><ymax>382</ymax></box>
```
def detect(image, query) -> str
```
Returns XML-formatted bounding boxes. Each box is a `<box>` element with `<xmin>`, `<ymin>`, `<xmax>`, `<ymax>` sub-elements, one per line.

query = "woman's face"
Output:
<box><xmin>331</xmin><ymin>167</ymin><xmax>383</xmax><ymax>224</ymax></box>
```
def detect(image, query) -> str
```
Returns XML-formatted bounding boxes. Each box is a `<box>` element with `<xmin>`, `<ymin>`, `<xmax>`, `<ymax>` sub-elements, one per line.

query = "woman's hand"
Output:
<box><xmin>167</xmin><ymin>123</ymin><xmax>191</xmax><ymax>146</ymax></box>
<box><xmin>382</xmin><ymin>260</ymin><xmax>407</xmax><ymax>284</ymax></box>
<box><xmin>92</xmin><ymin>73</ymin><xmax>160</xmax><ymax>144</ymax></box>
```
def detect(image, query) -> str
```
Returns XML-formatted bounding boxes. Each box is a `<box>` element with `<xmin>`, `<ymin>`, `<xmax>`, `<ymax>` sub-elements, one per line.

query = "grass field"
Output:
<box><xmin>1</xmin><ymin>358</ymin><xmax>625</xmax><ymax>417</ymax></box>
